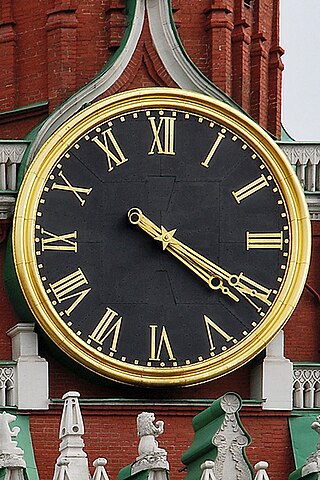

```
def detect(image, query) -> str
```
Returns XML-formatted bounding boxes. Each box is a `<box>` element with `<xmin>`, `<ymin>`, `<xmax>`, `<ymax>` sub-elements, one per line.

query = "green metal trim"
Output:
<box><xmin>118</xmin><ymin>466</ymin><xmax>150</xmax><ymax>480</ymax></box>
<box><xmin>49</xmin><ymin>397</ymin><xmax>262</xmax><ymax>407</ymax></box>
<box><xmin>281</xmin><ymin>124</ymin><xmax>295</xmax><ymax>142</ymax></box>
<box><xmin>289</xmin><ymin>414</ymin><xmax>318</xmax><ymax>469</ymax></box>
<box><xmin>293</xmin><ymin>363</ymin><xmax>320</xmax><ymax>367</ymax></box>
<box><xmin>0</xmin><ymin>102</ymin><xmax>49</xmax><ymax>118</ymax></box>
<box><xmin>4</xmin><ymin>229</ymin><xmax>36</xmax><ymax>324</ymax></box>
<box><xmin>0</xmin><ymin>360</ymin><xmax>16</xmax><ymax>365</ymax></box>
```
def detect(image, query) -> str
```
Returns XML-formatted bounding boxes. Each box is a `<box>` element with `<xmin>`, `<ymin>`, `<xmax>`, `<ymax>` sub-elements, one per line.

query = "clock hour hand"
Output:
<box><xmin>128</xmin><ymin>208</ymin><xmax>239</xmax><ymax>302</ymax></box>
<box><xmin>128</xmin><ymin>208</ymin><xmax>273</xmax><ymax>311</ymax></box>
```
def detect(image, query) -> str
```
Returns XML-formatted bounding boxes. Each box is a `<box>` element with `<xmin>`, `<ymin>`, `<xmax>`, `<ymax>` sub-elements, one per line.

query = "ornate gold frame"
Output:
<box><xmin>13</xmin><ymin>88</ymin><xmax>311</xmax><ymax>386</ymax></box>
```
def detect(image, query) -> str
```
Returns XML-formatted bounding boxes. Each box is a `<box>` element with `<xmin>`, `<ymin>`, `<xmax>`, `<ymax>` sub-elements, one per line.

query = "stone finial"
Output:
<box><xmin>254</xmin><ymin>462</ymin><xmax>270</xmax><ymax>480</ymax></box>
<box><xmin>200</xmin><ymin>461</ymin><xmax>218</xmax><ymax>480</ymax></box>
<box><xmin>0</xmin><ymin>412</ymin><xmax>23</xmax><ymax>457</ymax></box>
<box><xmin>53</xmin><ymin>392</ymin><xmax>90</xmax><ymax>480</ymax></box>
<box><xmin>92</xmin><ymin>458</ymin><xmax>110</xmax><ymax>480</ymax></box>
<box><xmin>54</xmin><ymin>458</ymin><xmax>72</xmax><ymax>480</ymax></box>
<box><xmin>132</xmin><ymin>412</ymin><xmax>169</xmax><ymax>475</ymax></box>
<box><xmin>0</xmin><ymin>411</ymin><xmax>26</xmax><ymax>479</ymax></box>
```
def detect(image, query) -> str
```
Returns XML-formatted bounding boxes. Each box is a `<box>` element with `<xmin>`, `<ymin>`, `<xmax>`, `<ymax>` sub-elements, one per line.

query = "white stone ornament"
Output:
<box><xmin>132</xmin><ymin>412</ymin><xmax>169</xmax><ymax>476</ymax></box>
<box><xmin>92</xmin><ymin>458</ymin><xmax>110</xmax><ymax>480</ymax></box>
<box><xmin>254</xmin><ymin>462</ymin><xmax>270</xmax><ymax>480</ymax></box>
<box><xmin>0</xmin><ymin>412</ymin><xmax>22</xmax><ymax>457</ymax></box>
<box><xmin>0</xmin><ymin>411</ymin><xmax>26</xmax><ymax>479</ymax></box>
<box><xmin>200</xmin><ymin>461</ymin><xmax>218</xmax><ymax>480</ymax></box>
<box><xmin>211</xmin><ymin>393</ymin><xmax>252</xmax><ymax>480</ymax></box>
<box><xmin>53</xmin><ymin>391</ymin><xmax>90</xmax><ymax>480</ymax></box>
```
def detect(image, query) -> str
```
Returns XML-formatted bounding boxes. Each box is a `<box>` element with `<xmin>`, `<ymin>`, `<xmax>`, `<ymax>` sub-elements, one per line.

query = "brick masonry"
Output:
<box><xmin>0</xmin><ymin>1</ymin><xmax>315</xmax><ymax>480</ymax></box>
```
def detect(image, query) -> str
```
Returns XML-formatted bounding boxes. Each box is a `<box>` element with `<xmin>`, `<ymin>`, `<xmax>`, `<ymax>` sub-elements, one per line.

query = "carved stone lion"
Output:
<box><xmin>137</xmin><ymin>412</ymin><xmax>165</xmax><ymax>456</ymax></box>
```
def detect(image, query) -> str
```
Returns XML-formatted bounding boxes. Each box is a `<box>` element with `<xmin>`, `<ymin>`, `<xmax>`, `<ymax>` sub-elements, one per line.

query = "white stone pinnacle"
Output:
<box><xmin>92</xmin><ymin>458</ymin><xmax>110</xmax><ymax>480</ymax></box>
<box><xmin>254</xmin><ymin>462</ymin><xmax>270</xmax><ymax>480</ymax></box>
<box><xmin>53</xmin><ymin>392</ymin><xmax>90</xmax><ymax>480</ymax></box>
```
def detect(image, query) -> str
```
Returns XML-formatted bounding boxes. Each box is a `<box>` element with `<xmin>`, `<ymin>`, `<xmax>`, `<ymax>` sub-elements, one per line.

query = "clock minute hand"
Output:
<box><xmin>128</xmin><ymin>208</ymin><xmax>273</xmax><ymax>311</ymax></box>
<box><xmin>128</xmin><ymin>208</ymin><xmax>239</xmax><ymax>302</ymax></box>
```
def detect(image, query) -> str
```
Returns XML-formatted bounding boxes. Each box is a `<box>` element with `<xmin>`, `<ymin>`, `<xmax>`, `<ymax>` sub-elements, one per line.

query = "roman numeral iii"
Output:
<box><xmin>148</xmin><ymin>116</ymin><xmax>176</xmax><ymax>155</ymax></box>
<box><xmin>246</xmin><ymin>232</ymin><xmax>283</xmax><ymax>250</ymax></box>
<box><xmin>49</xmin><ymin>268</ymin><xmax>91</xmax><ymax>316</ymax></box>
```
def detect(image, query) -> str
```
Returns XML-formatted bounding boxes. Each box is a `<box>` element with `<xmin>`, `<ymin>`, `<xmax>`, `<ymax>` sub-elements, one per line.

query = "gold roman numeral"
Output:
<box><xmin>92</xmin><ymin>128</ymin><xmax>128</xmax><ymax>172</ymax></box>
<box><xmin>232</xmin><ymin>174</ymin><xmax>269</xmax><ymax>203</ymax></box>
<box><xmin>51</xmin><ymin>170</ymin><xmax>92</xmax><ymax>206</ymax></box>
<box><xmin>49</xmin><ymin>268</ymin><xmax>91</xmax><ymax>316</ymax></box>
<box><xmin>201</xmin><ymin>131</ymin><xmax>226</xmax><ymax>168</ymax></box>
<box><xmin>40</xmin><ymin>228</ymin><xmax>77</xmax><ymax>252</ymax></box>
<box><xmin>149</xmin><ymin>325</ymin><xmax>176</xmax><ymax>361</ymax></box>
<box><xmin>204</xmin><ymin>315</ymin><xmax>234</xmax><ymax>352</ymax></box>
<box><xmin>148</xmin><ymin>116</ymin><xmax>176</xmax><ymax>155</ymax></box>
<box><xmin>88</xmin><ymin>307</ymin><xmax>122</xmax><ymax>352</ymax></box>
<box><xmin>246</xmin><ymin>232</ymin><xmax>283</xmax><ymax>250</ymax></box>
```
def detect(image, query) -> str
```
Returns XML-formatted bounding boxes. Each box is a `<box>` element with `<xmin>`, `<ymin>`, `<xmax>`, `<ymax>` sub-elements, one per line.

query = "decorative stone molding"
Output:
<box><xmin>0</xmin><ymin>141</ymin><xmax>28</xmax><ymax>220</ymax></box>
<box><xmin>0</xmin><ymin>364</ymin><xmax>15</xmax><ymax>407</ymax></box>
<box><xmin>278</xmin><ymin>141</ymin><xmax>320</xmax><ymax>220</ymax></box>
<box><xmin>293</xmin><ymin>364</ymin><xmax>320</xmax><ymax>409</ymax></box>
<box><xmin>279</xmin><ymin>142</ymin><xmax>320</xmax><ymax>191</ymax></box>
<box><xmin>212</xmin><ymin>394</ymin><xmax>252</xmax><ymax>480</ymax></box>
<box><xmin>182</xmin><ymin>393</ymin><xmax>253</xmax><ymax>480</ymax></box>
<box><xmin>6</xmin><ymin>324</ymin><xmax>49</xmax><ymax>410</ymax></box>
<box><xmin>0</xmin><ymin>142</ymin><xmax>27</xmax><ymax>191</ymax></box>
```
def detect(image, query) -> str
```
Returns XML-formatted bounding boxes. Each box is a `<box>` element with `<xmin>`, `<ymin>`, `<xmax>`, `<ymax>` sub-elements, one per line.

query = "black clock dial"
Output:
<box><xmin>13</xmin><ymin>88</ymin><xmax>310</xmax><ymax>386</ymax></box>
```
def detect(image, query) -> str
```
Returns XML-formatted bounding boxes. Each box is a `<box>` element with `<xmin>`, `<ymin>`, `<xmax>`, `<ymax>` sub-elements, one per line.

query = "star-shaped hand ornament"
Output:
<box><xmin>154</xmin><ymin>225</ymin><xmax>177</xmax><ymax>250</ymax></box>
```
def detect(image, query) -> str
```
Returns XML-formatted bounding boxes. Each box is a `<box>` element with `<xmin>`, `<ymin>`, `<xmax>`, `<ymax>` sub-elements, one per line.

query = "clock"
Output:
<box><xmin>12</xmin><ymin>88</ymin><xmax>311</xmax><ymax>387</ymax></box>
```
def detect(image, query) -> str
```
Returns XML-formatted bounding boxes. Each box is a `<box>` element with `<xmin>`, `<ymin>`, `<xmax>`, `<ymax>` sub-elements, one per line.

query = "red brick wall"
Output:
<box><xmin>28</xmin><ymin>405</ymin><xmax>295</xmax><ymax>480</ymax></box>
<box><xmin>0</xmin><ymin>2</ymin><xmax>308</xmax><ymax>480</ymax></box>
<box><xmin>0</xmin><ymin>0</ymin><xmax>283</xmax><ymax>138</ymax></box>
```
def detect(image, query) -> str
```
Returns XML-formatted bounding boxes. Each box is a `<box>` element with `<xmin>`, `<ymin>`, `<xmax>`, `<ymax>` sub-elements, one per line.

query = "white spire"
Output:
<box><xmin>53</xmin><ymin>391</ymin><xmax>90</xmax><ymax>480</ymax></box>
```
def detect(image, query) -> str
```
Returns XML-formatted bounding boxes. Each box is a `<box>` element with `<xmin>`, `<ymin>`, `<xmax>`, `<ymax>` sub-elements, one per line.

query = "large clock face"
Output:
<box><xmin>13</xmin><ymin>88</ymin><xmax>310</xmax><ymax>386</ymax></box>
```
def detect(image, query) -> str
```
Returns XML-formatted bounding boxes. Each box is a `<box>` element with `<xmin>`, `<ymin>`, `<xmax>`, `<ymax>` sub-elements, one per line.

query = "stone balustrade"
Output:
<box><xmin>279</xmin><ymin>142</ymin><xmax>320</xmax><ymax>192</ymax></box>
<box><xmin>293</xmin><ymin>363</ymin><xmax>320</xmax><ymax>408</ymax></box>
<box><xmin>0</xmin><ymin>362</ymin><xmax>16</xmax><ymax>407</ymax></box>
<box><xmin>0</xmin><ymin>140</ymin><xmax>319</xmax><ymax>219</ymax></box>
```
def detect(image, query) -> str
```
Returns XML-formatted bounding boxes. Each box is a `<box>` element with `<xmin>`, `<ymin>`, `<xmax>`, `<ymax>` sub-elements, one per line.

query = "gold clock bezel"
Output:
<box><xmin>12</xmin><ymin>87</ymin><xmax>311</xmax><ymax>387</ymax></box>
